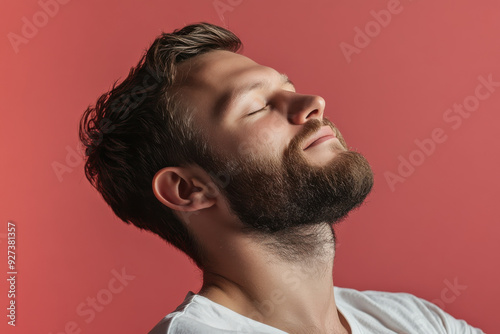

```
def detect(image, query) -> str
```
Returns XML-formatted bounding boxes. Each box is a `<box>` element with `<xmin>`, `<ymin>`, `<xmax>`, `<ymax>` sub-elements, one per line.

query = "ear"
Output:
<box><xmin>152</xmin><ymin>166</ymin><xmax>217</xmax><ymax>212</ymax></box>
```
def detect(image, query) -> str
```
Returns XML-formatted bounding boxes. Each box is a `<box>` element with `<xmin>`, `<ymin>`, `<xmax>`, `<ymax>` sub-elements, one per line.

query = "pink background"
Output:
<box><xmin>1</xmin><ymin>0</ymin><xmax>499</xmax><ymax>333</ymax></box>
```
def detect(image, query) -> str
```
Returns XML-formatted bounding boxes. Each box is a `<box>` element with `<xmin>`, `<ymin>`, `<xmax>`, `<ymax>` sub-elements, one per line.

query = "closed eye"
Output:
<box><xmin>247</xmin><ymin>104</ymin><xmax>269</xmax><ymax>116</ymax></box>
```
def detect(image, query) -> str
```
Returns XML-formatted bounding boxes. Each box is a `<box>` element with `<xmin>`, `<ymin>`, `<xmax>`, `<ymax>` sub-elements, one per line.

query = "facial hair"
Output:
<box><xmin>198</xmin><ymin>118</ymin><xmax>374</xmax><ymax>261</ymax></box>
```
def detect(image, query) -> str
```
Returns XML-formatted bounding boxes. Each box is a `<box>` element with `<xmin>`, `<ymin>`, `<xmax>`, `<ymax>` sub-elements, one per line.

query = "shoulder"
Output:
<box><xmin>147</xmin><ymin>291</ymin><xmax>278</xmax><ymax>334</ymax></box>
<box><xmin>334</xmin><ymin>286</ymin><xmax>485</xmax><ymax>334</ymax></box>
<box><xmin>147</xmin><ymin>292</ymin><xmax>196</xmax><ymax>334</ymax></box>
<box><xmin>335</xmin><ymin>286</ymin><xmax>432</xmax><ymax>310</ymax></box>
<box><xmin>148</xmin><ymin>292</ymin><xmax>226</xmax><ymax>334</ymax></box>
<box><xmin>149</xmin><ymin>314</ymin><xmax>226</xmax><ymax>334</ymax></box>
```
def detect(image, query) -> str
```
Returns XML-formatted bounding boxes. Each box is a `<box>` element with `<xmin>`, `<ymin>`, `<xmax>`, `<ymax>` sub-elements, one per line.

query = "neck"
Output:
<box><xmin>197</xmin><ymin>223</ymin><xmax>350</xmax><ymax>334</ymax></box>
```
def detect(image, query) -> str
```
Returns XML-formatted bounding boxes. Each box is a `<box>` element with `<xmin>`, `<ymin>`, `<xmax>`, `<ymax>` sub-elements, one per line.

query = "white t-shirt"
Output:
<box><xmin>148</xmin><ymin>286</ymin><xmax>485</xmax><ymax>333</ymax></box>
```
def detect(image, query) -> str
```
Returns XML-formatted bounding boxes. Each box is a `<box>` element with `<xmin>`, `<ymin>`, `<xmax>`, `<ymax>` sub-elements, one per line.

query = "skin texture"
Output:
<box><xmin>152</xmin><ymin>50</ymin><xmax>374</xmax><ymax>333</ymax></box>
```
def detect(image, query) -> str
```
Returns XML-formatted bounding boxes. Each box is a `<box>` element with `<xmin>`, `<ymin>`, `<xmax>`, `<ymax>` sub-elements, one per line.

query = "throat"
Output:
<box><xmin>252</xmin><ymin>222</ymin><xmax>337</xmax><ymax>264</ymax></box>
<box><xmin>198</xmin><ymin>223</ymin><xmax>340</xmax><ymax>332</ymax></box>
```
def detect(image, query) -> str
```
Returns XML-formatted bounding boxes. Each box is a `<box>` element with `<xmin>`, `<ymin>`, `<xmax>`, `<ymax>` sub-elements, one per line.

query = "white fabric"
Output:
<box><xmin>148</xmin><ymin>286</ymin><xmax>485</xmax><ymax>334</ymax></box>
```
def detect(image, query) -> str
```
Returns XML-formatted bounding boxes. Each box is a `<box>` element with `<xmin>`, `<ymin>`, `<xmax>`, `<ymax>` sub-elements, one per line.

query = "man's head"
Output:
<box><xmin>79</xmin><ymin>22</ymin><xmax>374</xmax><ymax>269</ymax></box>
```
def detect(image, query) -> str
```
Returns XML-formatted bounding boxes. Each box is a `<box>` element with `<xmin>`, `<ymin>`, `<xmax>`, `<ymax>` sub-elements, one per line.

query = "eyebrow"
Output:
<box><xmin>214</xmin><ymin>73</ymin><xmax>295</xmax><ymax>118</ymax></box>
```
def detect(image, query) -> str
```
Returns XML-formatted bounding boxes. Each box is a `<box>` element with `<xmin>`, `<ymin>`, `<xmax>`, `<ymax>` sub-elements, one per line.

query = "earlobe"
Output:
<box><xmin>152</xmin><ymin>166</ymin><xmax>216</xmax><ymax>212</ymax></box>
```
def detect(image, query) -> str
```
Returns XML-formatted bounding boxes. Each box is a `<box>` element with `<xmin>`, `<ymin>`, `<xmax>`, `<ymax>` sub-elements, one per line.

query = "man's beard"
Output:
<box><xmin>197</xmin><ymin>118</ymin><xmax>374</xmax><ymax>261</ymax></box>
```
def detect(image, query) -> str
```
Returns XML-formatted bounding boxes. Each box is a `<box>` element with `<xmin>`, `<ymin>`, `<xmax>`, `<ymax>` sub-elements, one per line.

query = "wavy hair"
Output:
<box><xmin>79</xmin><ymin>22</ymin><xmax>242</xmax><ymax>269</ymax></box>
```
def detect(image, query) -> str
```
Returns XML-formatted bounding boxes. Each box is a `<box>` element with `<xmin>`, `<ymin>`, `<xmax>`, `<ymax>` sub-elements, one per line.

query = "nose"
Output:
<box><xmin>286</xmin><ymin>93</ymin><xmax>326</xmax><ymax>124</ymax></box>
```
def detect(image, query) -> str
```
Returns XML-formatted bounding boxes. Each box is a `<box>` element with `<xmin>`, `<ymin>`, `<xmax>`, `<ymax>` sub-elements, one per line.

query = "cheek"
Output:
<box><xmin>241</xmin><ymin>116</ymin><xmax>290</xmax><ymax>158</ymax></box>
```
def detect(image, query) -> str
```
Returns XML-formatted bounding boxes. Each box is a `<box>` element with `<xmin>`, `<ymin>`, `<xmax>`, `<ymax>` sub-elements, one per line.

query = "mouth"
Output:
<box><xmin>303</xmin><ymin>126</ymin><xmax>337</xmax><ymax>150</ymax></box>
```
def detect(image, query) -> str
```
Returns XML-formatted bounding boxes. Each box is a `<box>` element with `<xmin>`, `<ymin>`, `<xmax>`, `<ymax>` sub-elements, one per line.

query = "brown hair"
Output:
<box><xmin>79</xmin><ymin>22</ymin><xmax>242</xmax><ymax>269</ymax></box>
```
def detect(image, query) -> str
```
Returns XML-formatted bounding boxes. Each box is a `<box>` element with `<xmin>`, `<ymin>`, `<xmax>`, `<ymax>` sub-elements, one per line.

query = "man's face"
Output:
<box><xmin>174</xmin><ymin>50</ymin><xmax>374</xmax><ymax>237</ymax></box>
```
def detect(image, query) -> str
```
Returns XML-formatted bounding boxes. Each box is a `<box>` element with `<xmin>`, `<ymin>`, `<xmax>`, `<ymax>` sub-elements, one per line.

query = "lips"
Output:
<box><xmin>303</xmin><ymin>126</ymin><xmax>337</xmax><ymax>150</ymax></box>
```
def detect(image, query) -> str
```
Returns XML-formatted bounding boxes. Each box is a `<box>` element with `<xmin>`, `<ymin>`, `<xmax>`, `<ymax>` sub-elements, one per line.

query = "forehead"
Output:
<box><xmin>173</xmin><ymin>50</ymin><xmax>280</xmax><ymax>112</ymax></box>
<box><xmin>176</xmin><ymin>50</ymin><xmax>271</xmax><ymax>88</ymax></box>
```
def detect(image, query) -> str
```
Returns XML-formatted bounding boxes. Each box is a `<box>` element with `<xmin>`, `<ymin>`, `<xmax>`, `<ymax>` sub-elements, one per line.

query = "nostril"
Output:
<box><xmin>307</xmin><ymin>109</ymin><xmax>320</xmax><ymax>117</ymax></box>
<box><xmin>287</xmin><ymin>95</ymin><xmax>325</xmax><ymax>124</ymax></box>
<box><xmin>306</xmin><ymin>108</ymin><xmax>323</xmax><ymax>120</ymax></box>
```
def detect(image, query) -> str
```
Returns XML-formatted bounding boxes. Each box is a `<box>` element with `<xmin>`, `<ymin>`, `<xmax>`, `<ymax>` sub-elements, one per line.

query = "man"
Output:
<box><xmin>79</xmin><ymin>22</ymin><xmax>484</xmax><ymax>333</ymax></box>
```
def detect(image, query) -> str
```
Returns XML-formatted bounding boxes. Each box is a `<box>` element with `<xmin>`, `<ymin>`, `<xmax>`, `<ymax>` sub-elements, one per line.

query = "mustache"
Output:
<box><xmin>287</xmin><ymin>118</ymin><xmax>338</xmax><ymax>153</ymax></box>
